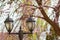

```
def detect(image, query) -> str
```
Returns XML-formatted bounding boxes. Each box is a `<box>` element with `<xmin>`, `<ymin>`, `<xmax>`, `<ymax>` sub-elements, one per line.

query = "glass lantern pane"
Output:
<box><xmin>10</xmin><ymin>22</ymin><xmax>13</xmax><ymax>30</ymax></box>
<box><xmin>27</xmin><ymin>22</ymin><xmax>33</xmax><ymax>29</ymax></box>
<box><xmin>5</xmin><ymin>22</ymin><xmax>13</xmax><ymax>30</ymax></box>
<box><xmin>32</xmin><ymin>22</ymin><xmax>35</xmax><ymax>28</ymax></box>
<box><xmin>5</xmin><ymin>22</ymin><xmax>10</xmax><ymax>30</ymax></box>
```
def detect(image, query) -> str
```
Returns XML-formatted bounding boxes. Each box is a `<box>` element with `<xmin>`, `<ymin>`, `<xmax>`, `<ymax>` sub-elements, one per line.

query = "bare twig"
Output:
<box><xmin>31</xmin><ymin>15</ymin><xmax>45</xmax><ymax>19</ymax></box>
<box><xmin>20</xmin><ymin>3</ymin><xmax>55</xmax><ymax>10</ymax></box>
<box><xmin>44</xmin><ymin>0</ymin><xmax>50</xmax><ymax>5</ymax></box>
<box><xmin>17</xmin><ymin>15</ymin><xmax>45</xmax><ymax>20</ymax></box>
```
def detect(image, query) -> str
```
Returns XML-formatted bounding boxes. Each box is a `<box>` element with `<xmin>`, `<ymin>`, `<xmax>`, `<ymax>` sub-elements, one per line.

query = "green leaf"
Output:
<box><xmin>33</xmin><ymin>33</ymin><xmax>37</xmax><ymax>40</ymax></box>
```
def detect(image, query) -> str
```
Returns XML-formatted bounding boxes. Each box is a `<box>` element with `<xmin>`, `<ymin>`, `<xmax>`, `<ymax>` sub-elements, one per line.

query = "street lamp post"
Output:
<box><xmin>19</xmin><ymin>17</ymin><xmax>35</xmax><ymax>40</ymax></box>
<box><xmin>4</xmin><ymin>15</ymin><xmax>35</xmax><ymax>40</ymax></box>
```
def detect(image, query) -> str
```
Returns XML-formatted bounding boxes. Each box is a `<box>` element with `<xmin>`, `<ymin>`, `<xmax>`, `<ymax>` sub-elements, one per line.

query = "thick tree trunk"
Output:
<box><xmin>36</xmin><ymin>0</ymin><xmax>60</xmax><ymax>36</ymax></box>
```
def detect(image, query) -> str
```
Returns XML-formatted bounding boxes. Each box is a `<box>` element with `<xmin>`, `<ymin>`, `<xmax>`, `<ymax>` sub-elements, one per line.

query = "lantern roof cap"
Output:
<box><xmin>4</xmin><ymin>15</ymin><xmax>13</xmax><ymax>22</ymax></box>
<box><xmin>26</xmin><ymin>17</ymin><xmax>35</xmax><ymax>22</ymax></box>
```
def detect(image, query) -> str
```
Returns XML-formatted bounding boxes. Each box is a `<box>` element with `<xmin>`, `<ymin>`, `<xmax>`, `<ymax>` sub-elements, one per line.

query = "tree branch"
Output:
<box><xmin>17</xmin><ymin>15</ymin><xmax>44</xmax><ymax>20</ymax></box>
<box><xmin>36</xmin><ymin>0</ymin><xmax>60</xmax><ymax>36</ymax></box>
<box><xmin>20</xmin><ymin>3</ymin><xmax>55</xmax><ymax>10</ymax></box>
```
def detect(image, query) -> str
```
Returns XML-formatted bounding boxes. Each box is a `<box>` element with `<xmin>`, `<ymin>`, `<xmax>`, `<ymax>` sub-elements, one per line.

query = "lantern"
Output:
<box><xmin>4</xmin><ymin>15</ymin><xmax>13</xmax><ymax>34</ymax></box>
<box><xmin>26</xmin><ymin>17</ymin><xmax>35</xmax><ymax>33</ymax></box>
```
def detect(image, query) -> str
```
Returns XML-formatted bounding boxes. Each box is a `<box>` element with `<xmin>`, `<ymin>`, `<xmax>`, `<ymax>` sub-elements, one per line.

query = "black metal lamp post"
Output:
<box><xmin>4</xmin><ymin>15</ymin><xmax>35</xmax><ymax>40</ymax></box>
